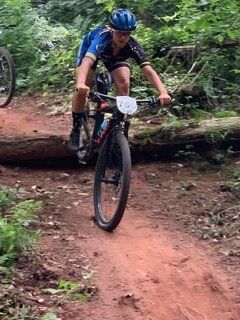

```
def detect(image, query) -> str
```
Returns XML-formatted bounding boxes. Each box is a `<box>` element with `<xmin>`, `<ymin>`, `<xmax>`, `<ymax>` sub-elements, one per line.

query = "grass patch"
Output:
<box><xmin>191</xmin><ymin>109</ymin><xmax>211</xmax><ymax>119</ymax></box>
<box><xmin>213</xmin><ymin>109</ymin><xmax>238</xmax><ymax>118</ymax></box>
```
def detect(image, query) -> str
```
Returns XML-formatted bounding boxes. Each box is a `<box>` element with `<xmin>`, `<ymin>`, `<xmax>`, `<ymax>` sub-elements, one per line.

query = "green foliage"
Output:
<box><xmin>0</xmin><ymin>1</ymin><xmax>41</xmax><ymax>88</ymax></box>
<box><xmin>0</xmin><ymin>187</ymin><xmax>42</xmax><ymax>266</ymax></box>
<box><xmin>41</xmin><ymin>0</ymin><xmax>107</xmax><ymax>26</ymax></box>
<box><xmin>29</xmin><ymin>28</ymin><xmax>79</xmax><ymax>92</ymax></box>
<box><xmin>191</xmin><ymin>109</ymin><xmax>211</xmax><ymax>119</ymax></box>
<box><xmin>40</xmin><ymin>312</ymin><xmax>58</xmax><ymax>320</ymax></box>
<box><xmin>204</xmin><ymin>129</ymin><xmax>233</xmax><ymax>165</ymax></box>
<box><xmin>1</xmin><ymin>0</ymin><xmax>239</xmax><ymax>103</ymax></box>
<box><xmin>0</xmin><ymin>187</ymin><xmax>14</xmax><ymax>211</ymax></box>
<box><xmin>204</xmin><ymin>128</ymin><xmax>230</xmax><ymax>146</ymax></box>
<box><xmin>0</xmin><ymin>0</ymin><xmax>80</xmax><ymax>91</ymax></box>
<box><xmin>210</xmin><ymin>150</ymin><xmax>229</xmax><ymax>165</ymax></box>
<box><xmin>158</xmin><ymin>0</ymin><xmax>240</xmax><ymax>103</ymax></box>
<box><xmin>43</xmin><ymin>278</ymin><xmax>96</xmax><ymax>302</ymax></box>
<box><xmin>213</xmin><ymin>109</ymin><xmax>237</xmax><ymax>118</ymax></box>
<box><xmin>175</xmin><ymin>144</ymin><xmax>200</xmax><ymax>160</ymax></box>
<box><xmin>161</xmin><ymin>0</ymin><xmax>240</xmax><ymax>45</ymax></box>
<box><xmin>0</xmin><ymin>304</ymin><xmax>33</xmax><ymax>320</ymax></box>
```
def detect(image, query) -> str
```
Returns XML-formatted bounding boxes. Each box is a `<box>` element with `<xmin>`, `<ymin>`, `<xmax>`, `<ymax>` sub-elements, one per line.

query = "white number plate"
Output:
<box><xmin>116</xmin><ymin>96</ymin><xmax>137</xmax><ymax>115</ymax></box>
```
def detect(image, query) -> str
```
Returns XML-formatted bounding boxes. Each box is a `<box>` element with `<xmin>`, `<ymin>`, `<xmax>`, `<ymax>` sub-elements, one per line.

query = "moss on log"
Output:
<box><xmin>131</xmin><ymin>117</ymin><xmax>240</xmax><ymax>155</ymax></box>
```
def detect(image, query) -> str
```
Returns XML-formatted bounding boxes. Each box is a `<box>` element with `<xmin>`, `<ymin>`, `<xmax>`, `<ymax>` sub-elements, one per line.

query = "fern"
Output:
<box><xmin>0</xmin><ymin>195</ymin><xmax>42</xmax><ymax>266</ymax></box>
<box><xmin>0</xmin><ymin>187</ymin><xmax>15</xmax><ymax>214</ymax></box>
<box><xmin>10</xmin><ymin>200</ymin><xmax>42</xmax><ymax>227</ymax></box>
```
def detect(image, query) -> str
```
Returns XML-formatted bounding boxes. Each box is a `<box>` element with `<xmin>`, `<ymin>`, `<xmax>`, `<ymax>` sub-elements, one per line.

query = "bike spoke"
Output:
<box><xmin>100</xmin><ymin>152</ymin><xmax>123</xmax><ymax>221</ymax></box>
<box><xmin>76</xmin><ymin>117</ymin><xmax>94</xmax><ymax>163</ymax></box>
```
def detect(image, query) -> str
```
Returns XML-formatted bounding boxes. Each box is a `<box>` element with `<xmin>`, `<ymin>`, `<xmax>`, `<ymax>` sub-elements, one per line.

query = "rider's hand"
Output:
<box><xmin>75</xmin><ymin>83</ymin><xmax>90</xmax><ymax>94</ymax></box>
<box><xmin>158</xmin><ymin>92</ymin><xmax>171</xmax><ymax>107</ymax></box>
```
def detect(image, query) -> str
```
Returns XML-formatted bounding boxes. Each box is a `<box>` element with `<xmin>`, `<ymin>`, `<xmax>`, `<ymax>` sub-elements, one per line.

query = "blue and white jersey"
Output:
<box><xmin>76</xmin><ymin>26</ymin><xmax>150</xmax><ymax>71</ymax></box>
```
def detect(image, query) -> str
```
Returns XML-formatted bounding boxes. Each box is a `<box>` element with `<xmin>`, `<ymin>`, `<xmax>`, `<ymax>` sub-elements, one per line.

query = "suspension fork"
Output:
<box><xmin>124</xmin><ymin>120</ymin><xmax>130</xmax><ymax>139</ymax></box>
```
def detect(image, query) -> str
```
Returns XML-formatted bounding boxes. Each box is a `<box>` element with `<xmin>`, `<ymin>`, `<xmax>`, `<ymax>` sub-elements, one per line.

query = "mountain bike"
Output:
<box><xmin>77</xmin><ymin>73</ymin><xmax>159</xmax><ymax>231</ymax></box>
<box><xmin>0</xmin><ymin>47</ymin><xmax>16</xmax><ymax>107</ymax></box>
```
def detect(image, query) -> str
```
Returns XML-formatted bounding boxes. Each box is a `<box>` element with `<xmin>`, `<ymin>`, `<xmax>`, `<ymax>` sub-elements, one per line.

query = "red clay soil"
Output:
<box><xmin>0</xmin><ymin>97</ymin><xmax>240</xmax><ymax>320</ymax></box>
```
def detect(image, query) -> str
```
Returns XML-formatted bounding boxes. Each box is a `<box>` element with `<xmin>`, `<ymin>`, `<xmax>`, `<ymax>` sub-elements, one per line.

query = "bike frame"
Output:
<box><xmin>88</xmin><ymin>92</ymin><xmax>131</xmax><ymax>151</ymax></box>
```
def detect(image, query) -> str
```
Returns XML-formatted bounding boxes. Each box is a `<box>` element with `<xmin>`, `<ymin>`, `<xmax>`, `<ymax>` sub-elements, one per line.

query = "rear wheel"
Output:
<box><xmin>76</xmin><ymin>117</ymin><xmax>94</xmax><ymax>163</ymax></box>
<box><xmin>0</xmin><ymin>47</ymin><xmax>15</xmax><ymax>108</ymax></box>
<box><xmin>94</xmin><ymin>131</ymin><xmax>131</xmax><ymax>231</ymax></box>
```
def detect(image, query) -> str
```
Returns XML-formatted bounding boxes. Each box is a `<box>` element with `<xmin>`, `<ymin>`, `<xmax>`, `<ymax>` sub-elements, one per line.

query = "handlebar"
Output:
<box><xmin>89</xmin><ymin>92</ymin><xmax>160</xmax><ymax>107</ymax></box>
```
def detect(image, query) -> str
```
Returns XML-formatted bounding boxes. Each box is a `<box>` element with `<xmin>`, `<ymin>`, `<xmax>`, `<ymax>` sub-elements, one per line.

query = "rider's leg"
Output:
<box><xmin>110</xmin><ymin>66</ymin><xmax>131</xmax><ymax>96</ymax></box>
<box><xmin>69</xmin><ymin>69</ymin><xmax>94</xmax><ymax>151</ymax></box>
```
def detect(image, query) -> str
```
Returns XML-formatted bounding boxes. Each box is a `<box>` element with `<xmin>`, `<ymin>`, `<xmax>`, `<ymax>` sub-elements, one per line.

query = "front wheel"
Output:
<box><xmin>94</xmin><ymin>131</ymin><xmax>131</xmax><ymax>231</ymax></box>
<box><xmin>0</xmin><ymin>47</ymin><xmax>15</xmax><ymax>108</ymax></box>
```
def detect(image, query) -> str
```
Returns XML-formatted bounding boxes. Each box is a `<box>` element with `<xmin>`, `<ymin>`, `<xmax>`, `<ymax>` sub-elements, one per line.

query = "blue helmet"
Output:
<box><xmin>109</xmin><ymin>9</ymin><xmax>137</xmax><ymax>31</ymax></box>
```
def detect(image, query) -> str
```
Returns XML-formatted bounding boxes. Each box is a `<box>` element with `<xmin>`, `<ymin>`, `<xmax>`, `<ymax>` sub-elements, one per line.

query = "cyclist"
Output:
<box><xmin>68</xmin><ymin>8</ymin><xmax>171</xmax><ymax>151</ymax></box>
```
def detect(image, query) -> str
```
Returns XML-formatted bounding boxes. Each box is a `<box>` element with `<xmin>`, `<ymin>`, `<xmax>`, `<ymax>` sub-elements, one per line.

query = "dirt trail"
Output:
<box><xmin>3</xmin><ymin>163</ymin><xmax>238</xmax><ymax>320</ymax></box>
<box><xmin>52</xmin><ymin>166</ymin><xmax>240</xmax><ymax>320</ymax></box>
<box><xmin>0</xmin><ymin>98</ymin><xmax>240</xmax><ymax>319</ymax></box>
<box><xmin>0</xmin><ymin>96</ymin><xmax>69</xmax><ymax>136</ymax></box>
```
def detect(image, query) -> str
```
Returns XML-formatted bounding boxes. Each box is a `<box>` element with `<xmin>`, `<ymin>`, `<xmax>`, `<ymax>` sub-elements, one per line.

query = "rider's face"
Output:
<box><xmin>112</xmin><ymin>29</ymin><xmax>132</xmax><ymax>48</ymax></box>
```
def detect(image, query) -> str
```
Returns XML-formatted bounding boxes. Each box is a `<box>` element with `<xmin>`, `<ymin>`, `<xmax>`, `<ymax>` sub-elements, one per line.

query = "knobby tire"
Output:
<box><xmin>0</xmin><ymin>47</ymin><xmax>15</xmax><ymax>108</ymax></box>
<box><xmin>94</xmin><ymin>131</ymin><xmax>131</xmax><ymax>231</ymax></box>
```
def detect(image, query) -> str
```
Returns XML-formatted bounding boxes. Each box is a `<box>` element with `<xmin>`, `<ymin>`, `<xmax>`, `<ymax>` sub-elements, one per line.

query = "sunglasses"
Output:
<box><xmin>112</xmin><ymin>29</ymin><xmax>132</xmax><ymax>37</ymax></box>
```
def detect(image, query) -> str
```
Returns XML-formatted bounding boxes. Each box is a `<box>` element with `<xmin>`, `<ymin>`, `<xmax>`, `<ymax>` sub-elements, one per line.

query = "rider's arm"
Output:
<box><xmin>142</xmin><ymin>65</ymin><xmax>171</xmax><ymax>106</ymax></box>
<box><xmin>129</xmin><ymin>38</ymin><xmax>171</xmax><ymax>106</ymax></box>
<box><xmin>75</xmin><ymin>27</ymin><xmax>109</xmax><ymax>91</ymax></box>
<box><xmin>142</xmin><ymin>65</ymin><xmax>168</xmax><ymax>95</ymax></box>
<box><xmin>76</xmin><ymin>56</ymin><xmax>94</xmax><ymax>87</ymax></box>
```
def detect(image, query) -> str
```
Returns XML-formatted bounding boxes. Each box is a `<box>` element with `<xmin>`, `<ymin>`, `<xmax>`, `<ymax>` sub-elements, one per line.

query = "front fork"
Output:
<box><xmin>124</xmin><ymin>119</ymin><xmax>130</xmax><ymax>139</ymax></box>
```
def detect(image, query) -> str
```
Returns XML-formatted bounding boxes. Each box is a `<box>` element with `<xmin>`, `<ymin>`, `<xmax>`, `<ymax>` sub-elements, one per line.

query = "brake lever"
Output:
<box><xmin>148</xmin><ymin>97</ymin><xmax>160</xmax><ymax>107</ymax></box>
<box><xmin>89</xmin><ymin>92</ymin><xmax>103</xmax><ymax>103</ymax></box>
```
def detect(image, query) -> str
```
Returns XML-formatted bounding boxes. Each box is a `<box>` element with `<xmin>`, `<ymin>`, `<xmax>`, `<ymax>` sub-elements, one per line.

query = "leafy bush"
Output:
<box><xmin>0</xmin><ymin>187</ymin><xmax>42</xmax><ymax>266</ymax></box>
<box><xmin>1</xmin><ymin>0</ymin><xmax>239</xmax><ymax>104</ymax></box>
<box><xmin>0</xmin><ymin>0</ymin><xmax>79</xmax><ymax>92</ymax></box>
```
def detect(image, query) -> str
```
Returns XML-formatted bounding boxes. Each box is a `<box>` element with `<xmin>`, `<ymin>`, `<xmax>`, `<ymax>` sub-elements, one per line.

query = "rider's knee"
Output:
<box><xmin>116</xmin><ymin>79</ymin><xmax>130</xmax><ymax>95</ymax></box>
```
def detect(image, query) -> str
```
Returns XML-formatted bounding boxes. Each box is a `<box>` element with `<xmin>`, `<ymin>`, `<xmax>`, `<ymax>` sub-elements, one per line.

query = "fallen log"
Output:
<box><xmin>0</xmin><ymin>134</ymin><xmax>72</xmax><ymax>162</ymax></box>
<box><xmin>1</xmin><ymin>117</ymin><xmax>240</xmax><ymax>162</ymax></box>
<box><xmin>131</xmin><ymin>116</ymin><xmax>240</xmax><ymax>157</ymax></box>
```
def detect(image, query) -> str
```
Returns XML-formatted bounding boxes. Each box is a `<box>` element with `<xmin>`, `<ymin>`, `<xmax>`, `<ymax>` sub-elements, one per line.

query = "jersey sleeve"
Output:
<box><xmin>85</xmin><ymin>39</ymin><xmax>101</xmax><ymax>61</ymax></box>
<box><xmin>129</xmin><ymin>38</ymin><xmax>151</xmax><ymax>68</ymax></box>
<box><xmin>85</xmin><ymin>29</ymin><xmax>110</xmax><ymax>62</ymax></box>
